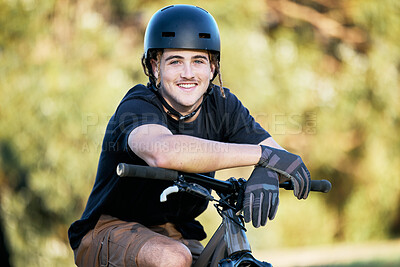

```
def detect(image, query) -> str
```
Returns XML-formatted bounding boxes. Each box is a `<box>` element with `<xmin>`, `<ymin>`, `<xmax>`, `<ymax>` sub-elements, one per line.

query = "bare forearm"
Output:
<box><xmin>133</xmin><ymin>134</ymin><xmax>261</xmax><ymax>173</ymax></box>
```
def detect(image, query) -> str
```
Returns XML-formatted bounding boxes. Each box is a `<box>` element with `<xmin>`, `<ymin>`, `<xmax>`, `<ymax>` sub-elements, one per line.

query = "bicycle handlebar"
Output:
<box><xmin>116</xmin><ymin>163</ymin><xmax>331</xmax><ymax>193</ymax></box>
<box><xmin>117</xmin><ymin>163</ymin><xmax>234</xmax><ymax>193</ymax></box>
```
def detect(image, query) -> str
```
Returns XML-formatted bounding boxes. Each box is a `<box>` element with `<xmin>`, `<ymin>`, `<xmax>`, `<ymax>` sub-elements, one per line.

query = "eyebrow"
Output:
<box><xmin>165</xmin><ymin>55</ymin><xmax>209</xmax><ymax>61</ymax></box>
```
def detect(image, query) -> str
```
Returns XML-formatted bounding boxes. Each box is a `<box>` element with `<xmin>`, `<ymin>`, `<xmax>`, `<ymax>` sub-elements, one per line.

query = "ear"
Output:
<box><xmin>150</xmin><ymin>59</ymin><xmax>159</xmax><ymax>79</ymax></box>
<box><xmin>209</xmin><ymin>63</ymin><xmax>216</xmax><ymax>80</ymax></box>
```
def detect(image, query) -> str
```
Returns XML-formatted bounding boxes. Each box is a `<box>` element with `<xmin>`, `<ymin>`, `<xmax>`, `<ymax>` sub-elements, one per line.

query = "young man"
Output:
<box><xmin>68</xmin><ymin>5</ymin><xmax>311</xmax><ymax>267</ymax></box>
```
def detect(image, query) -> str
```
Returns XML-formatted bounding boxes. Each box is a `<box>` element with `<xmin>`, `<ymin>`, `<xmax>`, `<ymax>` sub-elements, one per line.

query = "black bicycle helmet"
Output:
<box><xmin>144</xmin><ymin>5</ymin><xmax>221</xmax><ymax>58</ymax></box>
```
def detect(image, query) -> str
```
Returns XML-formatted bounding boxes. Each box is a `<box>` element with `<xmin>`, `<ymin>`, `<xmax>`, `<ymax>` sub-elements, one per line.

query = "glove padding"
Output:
<box><xmin>243</xmin><ymin>167</ymin><xmax>279</xmax><ymax>228</ymax></box>
<box><xmin>258</xmin><ymin>145</ymin><xmax>311</xmax><ymax>200</ymax></box>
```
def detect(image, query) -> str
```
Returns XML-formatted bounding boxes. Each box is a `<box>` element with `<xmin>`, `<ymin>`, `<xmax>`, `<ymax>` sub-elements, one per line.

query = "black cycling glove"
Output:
<box><xmin>257</xmin><ymin>145</ymin><xmax>311</xmax><ymax>200</ymax></box>
<box><xmin>243</xmin><ymin>167</ymin><xmax>279</xmax><ymax>228</ymax></box>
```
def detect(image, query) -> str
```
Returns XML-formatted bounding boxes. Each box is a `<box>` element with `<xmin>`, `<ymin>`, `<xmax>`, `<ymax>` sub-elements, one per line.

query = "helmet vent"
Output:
<box><xmin>199</xmin><ymin>33</ymin><xmax>211</xmax><ymax>39</ymax></box>
<box><xmin>162</xmin><ymin>32</ymin><xmax>175</xmax><ymax>37</ymax></box>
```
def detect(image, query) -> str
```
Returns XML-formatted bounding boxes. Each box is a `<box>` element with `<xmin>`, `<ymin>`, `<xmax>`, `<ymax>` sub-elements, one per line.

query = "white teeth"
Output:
<box><xmin>178</xmin><ymin>83</ymin><xmax>196</xmax><ymax>88</ymax></box>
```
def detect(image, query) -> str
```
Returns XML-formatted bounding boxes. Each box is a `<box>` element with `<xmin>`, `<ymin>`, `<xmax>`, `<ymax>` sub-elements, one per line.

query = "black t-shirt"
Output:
<box><xmin>68</xmin><ymin>84</ymin><xmax>270</xmax><ymax>249</ymax></box>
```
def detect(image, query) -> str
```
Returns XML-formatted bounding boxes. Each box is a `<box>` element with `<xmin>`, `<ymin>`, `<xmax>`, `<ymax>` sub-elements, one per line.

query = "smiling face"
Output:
<box><xmin>151</xmin><ymin>49</ymin><xmax>215</xmax><ymax>116</ymax></box>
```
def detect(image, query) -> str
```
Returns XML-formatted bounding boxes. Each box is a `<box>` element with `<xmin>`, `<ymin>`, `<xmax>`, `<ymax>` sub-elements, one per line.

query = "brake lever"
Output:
<box><xmin>159</xmin><ymin>181</ymin><xmax>215</xmax><ymax>202</ymax></box>
<box><xmin>160</xmin><ymin>185</ymin><xmax>180</xmax><ymax>202</ymax></box>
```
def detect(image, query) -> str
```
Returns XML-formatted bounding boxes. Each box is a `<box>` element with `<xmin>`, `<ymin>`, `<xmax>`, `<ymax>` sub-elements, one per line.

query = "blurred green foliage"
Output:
<box><xmin>0</xmin><ymin>0</ymin><xmax>399</xmax><ymax>266</ymax></box>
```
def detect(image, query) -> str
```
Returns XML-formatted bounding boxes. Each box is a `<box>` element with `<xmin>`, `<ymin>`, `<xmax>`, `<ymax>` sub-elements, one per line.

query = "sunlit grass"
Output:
<box><xmin>326</xmin><ymin>258</ymin><xmax>400</xmax><ymax>267</ymax></box>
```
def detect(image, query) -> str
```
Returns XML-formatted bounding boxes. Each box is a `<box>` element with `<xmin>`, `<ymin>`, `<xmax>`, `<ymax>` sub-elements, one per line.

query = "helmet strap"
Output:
<box><xmin>148</xmin><ymin>82</ymin><xmax>213</xmax><ymax>121</ymax></box>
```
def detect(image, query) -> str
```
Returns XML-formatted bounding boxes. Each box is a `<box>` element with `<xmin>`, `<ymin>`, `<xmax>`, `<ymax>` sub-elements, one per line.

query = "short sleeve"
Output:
<box><xmin>107</xmin><ymin>97</ymin><xmax>167</xmax><ymax>153</ymax></box>
<box><xmin>224</xmin><ymin>91</ymin><xmax>270</xmax><ymax>144</ymax></box>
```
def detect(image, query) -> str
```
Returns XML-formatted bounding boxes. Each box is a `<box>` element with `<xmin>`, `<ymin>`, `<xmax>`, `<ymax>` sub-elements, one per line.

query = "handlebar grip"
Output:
<box><xmin>310</xmin><ymin>179</ymin><xmax>332</xmax><ymax>193</ymax></box>
<box><xmin>117</xmin><ymin>163</ymin><xmax>178</xmax><ymax>181</ymax></box>
<box><xmin>280</xmin><ymin>179</ymin><xmax>332</xmax><ymax>193</ymax></box>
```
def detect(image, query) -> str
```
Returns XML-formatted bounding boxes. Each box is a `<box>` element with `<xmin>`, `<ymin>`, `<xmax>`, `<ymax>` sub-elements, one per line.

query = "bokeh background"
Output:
<box><xmin>1</xmin><ymin>0</ymin><xmax>399</xmax><ymax>266</ymax></box>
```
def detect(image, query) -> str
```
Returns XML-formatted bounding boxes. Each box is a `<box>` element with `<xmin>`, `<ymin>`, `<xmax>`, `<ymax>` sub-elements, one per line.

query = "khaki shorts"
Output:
<box><xmin>74</xmin><ymin>215</ymin><xmax>204</xmax><ymax>267</ymax></box>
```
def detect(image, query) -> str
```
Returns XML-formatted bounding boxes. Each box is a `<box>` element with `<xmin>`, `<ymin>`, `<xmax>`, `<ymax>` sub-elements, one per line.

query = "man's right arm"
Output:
<box><xmin>128</xmin><ymin>124</ymin><xmax>262</xmax><ymax>173</ymax></box>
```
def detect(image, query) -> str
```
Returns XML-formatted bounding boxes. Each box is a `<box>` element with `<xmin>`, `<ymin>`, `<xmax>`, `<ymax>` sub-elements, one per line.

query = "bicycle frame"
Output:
<box><xmin>194</xmin><ymin>208</ymin><xmax>272</xmax><ymax>267</ymax></box>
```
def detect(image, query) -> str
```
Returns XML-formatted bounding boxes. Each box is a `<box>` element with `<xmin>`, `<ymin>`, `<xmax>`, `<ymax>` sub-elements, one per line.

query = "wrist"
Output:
<box><xmin>257</xmin><ymin>145</ymin><xmax>271</xmax><ymax>166</ymax></box>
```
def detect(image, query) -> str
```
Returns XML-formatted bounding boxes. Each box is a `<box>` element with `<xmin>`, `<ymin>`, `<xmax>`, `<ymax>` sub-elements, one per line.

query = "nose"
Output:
<box><xmin>181</xmin><ymin>63</ymin><xmax>195</xmax><ymax>79</ymax></box>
